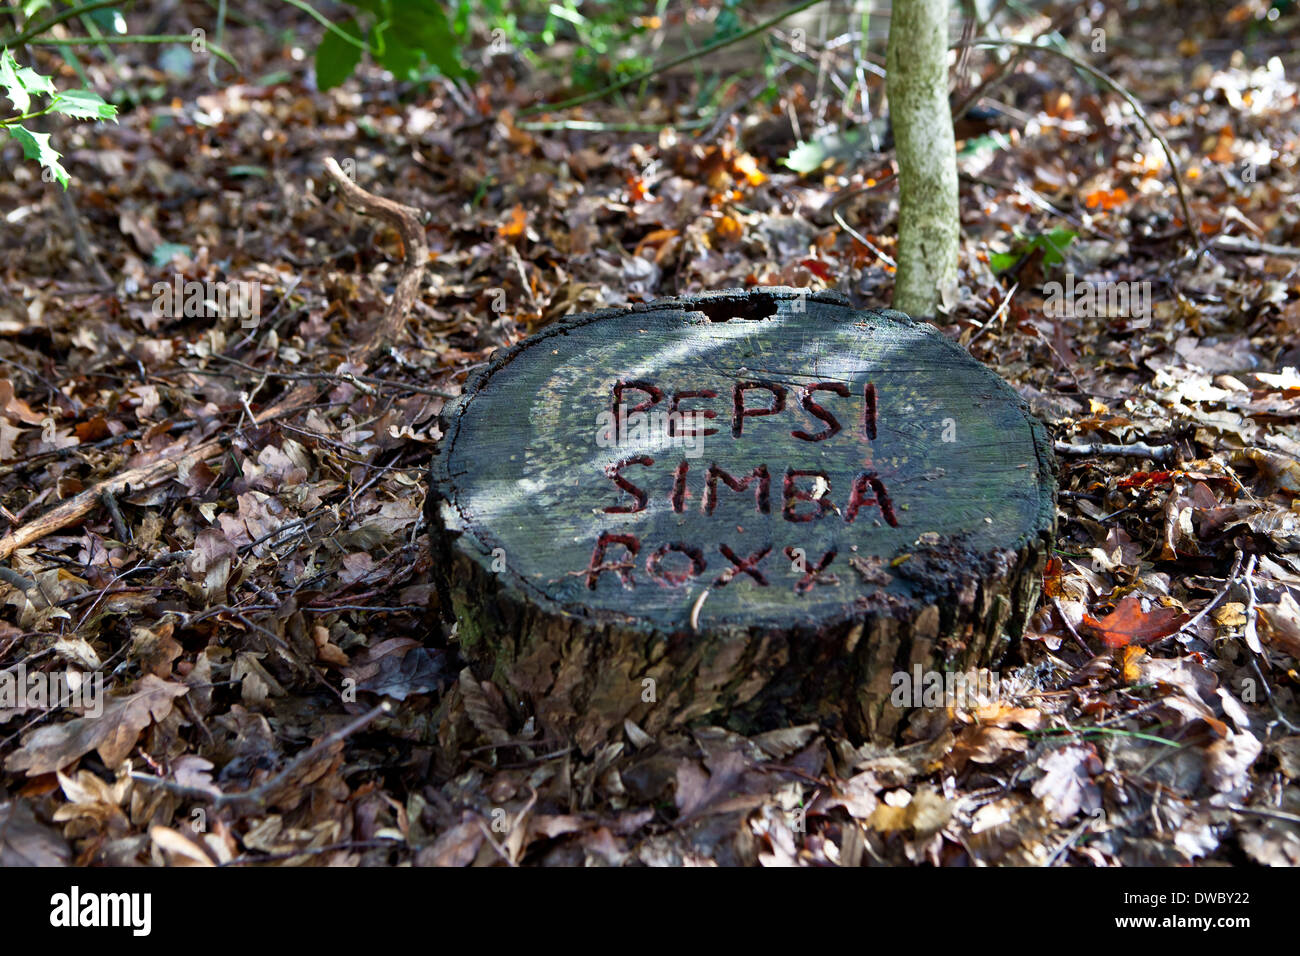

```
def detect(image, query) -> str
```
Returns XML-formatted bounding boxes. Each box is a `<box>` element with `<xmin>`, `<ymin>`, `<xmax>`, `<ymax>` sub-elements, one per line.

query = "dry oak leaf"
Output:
<box><xmin>4</xmin><ymin>675</ymin><xmax>188</xmax><ymax>775</ymax></box>
<box><xmin>970</xmin><ymin>702</ymin><xmax>1042</xmax><ymax>729</ymax></box>
<box><xmin>1032</xmin><ymin>744</ymin><xmax>1103</xmax><ymax>823</ymax></box>
<box><xmin>1082</xmin><ymin>595</ymin><xmax>1189</xmax><ymax>648</ymax></box>
<box><xmin>1119</xmin><ymin>645</ymin><xmax>1147</xmax><ymax>684</ymax></box>
<box><xmin>1206</xmin><ymin>730</ymin><xmax>1262</xmax><ymax>793</ymax></box>
<box><xmin>950</xmin><ymin>726</ymin><xmax>1032</xmax><ymax>771</ymax></box>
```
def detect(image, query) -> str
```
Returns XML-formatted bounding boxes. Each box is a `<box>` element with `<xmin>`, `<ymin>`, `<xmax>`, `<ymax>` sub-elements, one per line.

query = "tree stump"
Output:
<box><xmin>426</xmin><ymin>289</ymin><xmax>1055</xmax><ymax>752</ymax></box>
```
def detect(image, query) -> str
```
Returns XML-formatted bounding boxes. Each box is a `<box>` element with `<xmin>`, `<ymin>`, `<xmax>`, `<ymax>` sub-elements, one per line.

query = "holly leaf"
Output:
<box><xmin>6</xmin><ymin>124</ymin><xmax>68</xmax><ymax>188</ymax></box>
<box><xmin>1082</xmin><ymin>595</ymin><xmax>1189</xmax><ymax>648</ymax></box>
<box><xmin>15</xmin><ymin>65</ymin><xmax>55</xmax><ymax>100</ymax></box>
<box><xmin>0</xmin><ymin>49</ymin><xmax>30</xmax><ymax>114</ymax></box>
<box><xmin>50</xmin><ymin>90</ymin><xmax>118</xmax><ymax>121</ymax></box>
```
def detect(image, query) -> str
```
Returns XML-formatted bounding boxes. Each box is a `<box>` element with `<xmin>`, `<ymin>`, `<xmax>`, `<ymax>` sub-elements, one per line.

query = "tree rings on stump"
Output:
<box><xmin>426</xmin><ymin>289</ymin><xmax>1055</xmax><ymax>752</ymax></box>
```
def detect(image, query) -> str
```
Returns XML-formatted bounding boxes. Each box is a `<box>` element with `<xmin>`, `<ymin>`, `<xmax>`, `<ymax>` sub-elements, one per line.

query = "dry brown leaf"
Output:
<box><xmin>5</xmin><ymin>675</ymin><xmax>188</xmax><ymax>775</ymax></box>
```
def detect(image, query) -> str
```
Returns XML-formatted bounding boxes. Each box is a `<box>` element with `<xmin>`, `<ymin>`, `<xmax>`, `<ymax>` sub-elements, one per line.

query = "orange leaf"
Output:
<box><xmin>1119</xmin><ymin>645</ymin><xmax>1146</xmax><ymax>683</ymax></box>
<box><xmin>497</xmin><ymin>204</ymin><xmax>527</xmax><ymax>240</ymax></box>
<box><xmin>625</xmin><ymin>175</ymin><xmax>651</xmax><ymax>202</ymax></box>
<box><xmin>800</xmin><ymin>258</ymin><xmax>834</xmax><ymax>281</ymax></box>
<box><xmin>1207</xmin><ymin>125</ymin><xmax>1235</xmax><ymax>164</ymax></box>
<box><xmin>1043</xmin><ymin>555</ymin><xmax>1064</xmax><ymax>598</ymax></box>
<box><xmin>714</xmin><ymin>215</ymin><xmax>743</xmax><ymax>243</ymax></box>
<box><xmin>1082</xmin><ymin>596</ymin><xmax>1189</xmax><ymax>648</ymax></box>
<box><xmin>1084</xmin><ymin>187</ymin><xmax>1129</xmax><ymax>211</ymax></box>
<box><xmin>731</xmin><ymin>152</ymin><xmax>767</xmax><ymax>187</ymax></box>
<box><xmin>1118</xmin><ymin>470</ymin><xmax>1174</xmax><ymax>489</ymax></box>
<box><xmin>634</xmin><ymin>228</ymin><xmax>679</xmax><ymax>257</ymax></box>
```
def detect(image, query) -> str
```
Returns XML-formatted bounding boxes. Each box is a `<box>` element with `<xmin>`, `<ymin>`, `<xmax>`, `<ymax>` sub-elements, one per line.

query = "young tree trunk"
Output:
<box><xmin>887</xmin><ymin>0</ymin><xmax>960</xmax><ymax>317</ymax></box>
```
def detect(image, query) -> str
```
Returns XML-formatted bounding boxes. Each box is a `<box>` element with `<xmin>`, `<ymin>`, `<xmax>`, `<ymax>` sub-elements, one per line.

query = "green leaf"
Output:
<box><xmin>988</xmin><ymin>228</ymin><xmax>1079</xmax><ymax>274</ymax></box>
<box><xmin>85</xmin><ymin>6</ymin><xmax>127</xmax><ymax>35</ymax></box>
<box><xmin>6</xmin><ymin>124</ymin><xmax>68</xmax><ymax>188</ymax></box>
<box><xmin>315</xmin><ymin>18</ymin><xmax>366</xmax><ymax>90</ymax></box>
<box><xmin>16</xmin><ymin>66</ymin><xmax>55</xmax><ymax>98</ymax></box>
<box><xmin>50</xmin><ymin>90</ymin><xmax>118</xmax><ymax>121</ymax></box>
<box><xmin>0</xmin><ymin>50</ymin><xmax>31</xmax><ymax>114</ymax></box>
<box><xmin>1035</xmin><ymin>227</ymin><xmax>1078</xmax><ymax>268</ymax></box>
<box><xmin>988</xmin><ymin>252</ymin><xmax>1019</xmax><ymax>274</ymax></box>
<box><xmin>782</xmin><ymin>122</ymin><xmax>889</xmax><ymax>174</ymax></box>
<box><xmin>151</xmin><ymin>242</ymin><xmax>192</xmax><ymax>267</ymax></box>
<box><xmin>782</xmin><ymin>141</ymin><xmax>823</xmax><ymax>175</ymax></box>
<box><xmin>159</xmin><ymin>45</ymin><xmax>195</xmax><ymax>79</ymax></box>
<box><xmin>379</xmin><ymin>0</ymin><xmax>468</xmax><ymax>80</ymax></box>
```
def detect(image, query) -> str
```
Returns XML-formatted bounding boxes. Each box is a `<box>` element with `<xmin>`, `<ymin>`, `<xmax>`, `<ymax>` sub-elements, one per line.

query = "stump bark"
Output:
<box><xmin>426</xmin><ymin>289</ymin><xmax>1055</xmax><ymax>752</ymax></box>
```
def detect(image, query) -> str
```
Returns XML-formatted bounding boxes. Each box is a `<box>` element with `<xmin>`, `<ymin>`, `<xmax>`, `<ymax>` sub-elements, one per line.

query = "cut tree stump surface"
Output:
<box><xmin>427</xmin><ymin>289</ymin><xmax>1055</xmax><ymax>750</ymax></box>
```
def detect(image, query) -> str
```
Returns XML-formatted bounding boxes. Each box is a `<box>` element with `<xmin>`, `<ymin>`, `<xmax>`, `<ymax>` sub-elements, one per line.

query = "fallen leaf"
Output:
<box><xmin>1205</xmin><ymin>731</ymin><xmax>1262</xmax><ymax>792</ymax></box>
<box><xmin>0</xmin><ymin>800</ymin><xmax>70</xmax><ymax>866</ymax></box>
<box><xmin>1032</xmin><ymin>744</ymin><xmax>1102</xmax><ymax>823</ymax></box>
<box><xmin>1082</xmin><ymin>595</ymin><xmax>1189</xmax><ymax>648</ymax></box>
<box><xmin>5</xmin><ymin>675</ymin><xmax>188</xmax><ymax>775</ymax></box>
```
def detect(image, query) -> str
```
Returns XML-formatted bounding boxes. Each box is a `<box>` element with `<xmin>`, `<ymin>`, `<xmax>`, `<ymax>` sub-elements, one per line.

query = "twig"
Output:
<box><xmin>0</xmin><ymin>566</ymin><xmax>35</xmax><ymax>593</ymax></box>
<box><xmin>830</xmin><ymin>171</ymin><xmax>898</xmax><ymax>268</ymax></box>
<box><xmin>967</xmin><ymin>281</ymin><xmax>1018</xmax><ymax>346</ymax></box>
<box><xmin>1227</xmin><ymin>803</ymin><xmax>1300</xmax><ymax>825</ymax></box>
<box><xmin>1152</xmin><ymin>551</ymin><xmax>1244</xmax><ymax>648</ymax></box>
<box><xmin>1051</xmin><ymin>596</ymin><xmax>1092</xmax><ymax>656</ymax></box>
<box><xmin>58</xmin><ymin>189</ymin><xmax>113</xmax><ymax>287</ymax></box>
<box><xmin>98</xmin><ymin>489</ymin><xmax>130</xmax><ymax>543</ymax></box>
<box><xmin>1211</xmin><ymin>234</ymin><xmax>1300</xmax><ymax>258</ymax></box>
<box><xmin>695</xmin><ymin>61</ymin><xmax>797</xmax><ymax>142</ymax></box>
<box><xmin>1053</xmin><ymin>441</ymin><xmax>1177</xmax><ymax>462</ymax></box>
<box><xmin>0</xmin><ymin>421</ymin><xmax>198</xmax><ymax>478</ymax></box>
<box><xmin>321</xmin><ymin>157</ymin><xmax>428</xmax><ymax>352</ymax></box>
<box><xmin>1241</xmin><ymin>556</ymin><xmax>1300</xmax><ymax>733</ymax></box>
<box><xmin>130</xmin><ymin>702</ymin><xmax>390</xmax><ymax>810</ymax></box>
<box><xmin>24</xmin><ymin>36</ymin><xmax>239</xmax><ymax>70</ymax></box>
<box><xmin>1242</xmin><ymin>554</ymin><xmax>1262</xmax><ymax>654</ymax></box>
<box><xmin>221</xmin><ymin>838</ymin><xmax>404</xmax><ymax>867</ymax></box>
<box><xmin>205</xmin><ymin>353</ymin><xmax>456</xmax><ymax>399</ymax></box>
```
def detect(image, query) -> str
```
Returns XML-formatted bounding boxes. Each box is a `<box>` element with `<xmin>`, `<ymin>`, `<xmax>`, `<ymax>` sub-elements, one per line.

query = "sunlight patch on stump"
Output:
<box><xmin>426</xmin><ymin>289</ymin><xmax>1056</xmax><ymax>752</ymax></box>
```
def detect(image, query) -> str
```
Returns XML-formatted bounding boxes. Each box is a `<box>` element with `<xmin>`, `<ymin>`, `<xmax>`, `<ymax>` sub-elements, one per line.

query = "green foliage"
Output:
<box><xmin>783</xmin><ymin>121</ymin><xmax>889</xmax><ymax>174</ymax></box>
<box><xmin>312</xmin><ymin>0</ymin><xmax>470</xmax><ymax>90</ymax></box>
<box><xmin>0</xmin><ymin>47</ymin><xmax>116</xmax><ymax>188</ymax></box>
<box><xmin>531</xmin><ymin>0</ymin><xmax>653</xmax><ymax>89</ymax></box>
<box><xmin>309</xmin><ymin>0</ymin><xmax>656</xmax><ymax>94</ymax></box>
<box><xmin>989</xmin><ymin>227</ymin><xmax>1078</xmax><ymax>274</ymax></box>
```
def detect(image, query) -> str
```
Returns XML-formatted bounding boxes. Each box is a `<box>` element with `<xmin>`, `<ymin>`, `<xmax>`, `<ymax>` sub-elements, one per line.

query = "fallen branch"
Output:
<box><xmin>0</xmin><ymin>160</ymin><xmax>427</xmax><ymax>562</ymax></box>
<box><xmin>1211</xmin><ymin>234</ymin><xmax>1300</xmax><ymax>258</ymax></box>
<box><xmin>321</xmin><ymin>156</ymin><xmax>428</xmax><ymax>352</ymax></box>
<box><xmin>1053</xmin><ymin>440</ymin><xmax>1178</xmax><ymax>462</ymax></box>
<box><xmin>131</xmin><ymin>702</ymin><xmax>390</xmax><ymax>810</ymax></box>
